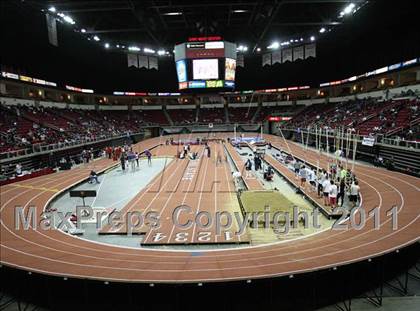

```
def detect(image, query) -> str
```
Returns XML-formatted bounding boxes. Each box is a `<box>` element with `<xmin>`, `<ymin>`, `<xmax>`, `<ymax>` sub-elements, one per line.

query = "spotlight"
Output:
<box><xmin>256</xmin><ymin>47</ymin><xmax>261</xmax><ymax>52</ymax></box>
<box><xmin>93</xmin><ymin>35</ymin><xmax>100</xmax><ymax>41</ymax></box>
<box><xmin>128</xmin><ymin>46</ymin><xmax>140</xmax><ymax>51</ymax></box>
<box><xmin>157</xmin><ymin>50</ymin><xmax>165</xmax><ymax>55</ymax></box>
<box><xmin>268</xmin><ymin>41</ymin><xmax>280</xmax><ymax>49</ymax></box>
<box><xmin>310</xmin><ymin>36</ymin><xmax>315</xmax><ymax>41</ymax></box>
<box><xmin>233</xmin><ymin>9</ymin><xmax>248</xmax><ymax>13</ymax></box>
<box><xmin>48</xmin><ymin>7</ymin><xmax>56</xmax><ymax>13</ymax></box>
<box><xmin>81</xmin><ymin>28</ymin><xmax>86</xmax><ymax>33</ymax></box>
<box><xmin>104</xmin><ymin>43</ymin><xmax>110</xmax><ymax>48</ymax></box>
<box><xmin>319</xmin><ymin>27</ymin><xmax>326</xmax><ymax>33</ymax></box>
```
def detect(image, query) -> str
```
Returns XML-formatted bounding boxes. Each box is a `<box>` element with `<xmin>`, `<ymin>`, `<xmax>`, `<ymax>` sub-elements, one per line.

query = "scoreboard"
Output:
<box><xmin>174</xmin><ymin>39</ymin><xmax>237</xmax><ymax>90</ymax></box>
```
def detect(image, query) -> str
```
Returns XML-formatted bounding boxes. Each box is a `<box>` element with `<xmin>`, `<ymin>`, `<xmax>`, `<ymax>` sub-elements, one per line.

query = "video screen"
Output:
<box><xmin>192</xmin><ymin>59</ymin><xmax>219</xmax><ymax>80</ymax></box>
<box><xmin>225</xmin><ymin>58</ymin><xmax>236</xmax><ymax>81</ymax></box>
<box><xmin>176</xmin><ymin>60</ymin><xmax>187</xmax><ymax>82</ymax></box>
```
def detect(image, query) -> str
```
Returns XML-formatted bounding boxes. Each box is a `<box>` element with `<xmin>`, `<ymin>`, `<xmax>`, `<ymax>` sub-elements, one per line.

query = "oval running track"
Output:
<box><xmin>0</xmin><ymin>133</ymin><xmax>419</xmax><ymax>283</ymax></box>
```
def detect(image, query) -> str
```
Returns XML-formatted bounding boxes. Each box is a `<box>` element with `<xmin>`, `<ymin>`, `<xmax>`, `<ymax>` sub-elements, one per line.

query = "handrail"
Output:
<box><xmin>0</xmin><ymin>131</ymin><xmax>144</xmax><ymax>161</ymax></box>
<box><xmin>279</xmin><ymin>127</ymin><xmax>420</xmax><ymax>151</ymax></box>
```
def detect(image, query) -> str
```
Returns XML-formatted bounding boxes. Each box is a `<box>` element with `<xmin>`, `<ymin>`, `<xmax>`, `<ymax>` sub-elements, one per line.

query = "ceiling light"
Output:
<box><xmin>157</xmin><ymin>50</ymin><xmax>165</xmax><ymax>55</ymax></box>
<box><xmin>233</xmin><ymin>9</ymin><xmax>248</xmax><ymax>13</ymax></box>
<box><xmin>116</xmin><ymin>44</ymin><xmax>120</xmax><ymax>48</ymax></box>
<box><xmin>63</xmin><ymin>15</ymin><xmax>75</xmax><ymax>25</ymax></box>
<box><xmin>93</xmin><ymin>35</ymin><xmax>100</xmax><ymax>41</ymax></box>
<box><xmin>268</xmin><ymin>41</ymin><xmax>280</xmax><ymax>49</ymax></box>
<box><xmin>81</xmin><ymin>28</ymin><xmax>86</xmax><ymax>33</ymax></box>
<box><xmin>104</xmin><ymin>43</ymin><xmax>110</xmax><ymax>48</ymax></box>
<box><xmin>319</xmin><ymin>27</ymin><xmax>326</xmax><ymax>33</ymax></box>
<box><xmin>48</xmin><ymin>7</ymin><xmax>56</xmax><ymax>13</ymax></box>
<box><xmin>237</xmin><ymin>45</ymin><xmax>248</xmax><ymax>52</ymax></box>
<box><xmin>310</xmin><ymin>36</ymin><xmax>315</xmax><ymax>41</ymax></box>
<box><xmin>300</xmin><ymin>38</ymin><xmax>303</xmax><ymax>41</ymax></box>
<box><xmin>144</xmin><ymin>48</ymin><xmax>155</xmax><ymax>53</ymax></box>
<box><xmin>128</xmin><ymin>46</ymin><xmax>140</xmax><ymax>51</ymax></box>
<box><xmin>343</xmin><ymin>3</ymin><xmax>356</xmax><ymax>15</ymax></box>
<box><xmin>256</xmin><ymin>47</ymin><xmax>261</xmax><ymax>52</ymax></box>
<box><xmin>163</xmin><ymin>12</ymin><xmax>182</xmax><ymax>16</ymax></box>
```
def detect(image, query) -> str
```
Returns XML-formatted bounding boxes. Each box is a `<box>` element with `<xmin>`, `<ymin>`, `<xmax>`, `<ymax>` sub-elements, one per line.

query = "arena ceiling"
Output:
<box><xmin>1</xmin><ymin>0</ymin><xmax>419</xmax><ymax>92</ymax></box>
<box><xmin>25</xmin><ymin>0</ymin><xmax>369</xmax><ymax>52</ymax></box>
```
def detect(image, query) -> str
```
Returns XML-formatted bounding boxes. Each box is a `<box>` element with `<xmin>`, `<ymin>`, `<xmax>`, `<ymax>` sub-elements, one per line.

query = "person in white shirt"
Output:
<box><xmin>299</xmin><ymin>165</ymin><xmax>308</xmax><ymax>189</ymax></box>
<box><xmin>308</xmin><ymin>168</ymin><xmax>317</xmax><ymax>193</ymax></box>
<box><xmin>329</xmin><ymin>180</ymin><xmax>338</xmax><ymax>209</ymax></box>
<box><xmin>317</xmin><ymin>169</ymin><xmax>327</xmax><ymax>198</ymax></box>
<box><xmin>15</xmin><ymin>164</ymin><xmax>22</xmax><ymax>176</ymax></box>
<box><xmin>349</xmin><ymin>180</ymin><xmax>360</xmax><ymax>208</ymax></box>
<box><xmin>322</xmin><ymin>176</ymin><xmax>331</xmax><ymax>206</ymax></box>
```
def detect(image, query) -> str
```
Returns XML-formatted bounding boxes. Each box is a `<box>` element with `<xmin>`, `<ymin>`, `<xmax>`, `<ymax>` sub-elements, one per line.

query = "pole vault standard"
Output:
<box><xmin>306</xmin><ymin>126</ymin><xmax>310</xmax><ymax>150</ymax></box>
<box><xmin>245</xmin><ymin>91</ymin><xmax>255</xmax><ymax>118</ymax></box>
<box><xmin>315</xmin><ymin>126</ymin><xmax>320</xmax><ymax>177</ymax></box>
<box><xmin>346</xmin><ymin>128</ymin><xmax>351</xmax><ymax>170</ymax></box>
<box><xmin>301</xmin><ymin>129</ymin><xmax>304</xmax><ymax>147</ymax></box>
<box><xmin>278</xmin><ymin>127</ymin><xmax>296</xmax><ymax>162</ymax></box>
<box><xmin>352</xmin><ymin>131</ymin><xmax>359</xmax><ymax>171</ymax></box>
<box><xmin>326</xmin><ymin>128</ymin><xmax>329</xmax><ymax>155</ymax></box>
<box><xmin>319</xmin><ymin>126</ymin><xmax>323</xmax><ymax>155</ymax></box>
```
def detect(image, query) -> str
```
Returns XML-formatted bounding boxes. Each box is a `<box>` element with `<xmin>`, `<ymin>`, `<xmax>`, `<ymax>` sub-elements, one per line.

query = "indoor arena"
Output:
<box><xmin>0</xmin><ymin>1</ymin><xmax>419</xmax><ymax>310</ymax></box>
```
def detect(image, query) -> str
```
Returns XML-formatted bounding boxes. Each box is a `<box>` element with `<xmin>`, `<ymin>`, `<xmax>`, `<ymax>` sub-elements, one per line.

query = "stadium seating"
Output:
<box><xmin>1</xmin><ymin>97</ymin><xmax>419</xmax><ymax>156</ymax></box>
<box><xmin>198</xmin><ymin>108</ymin><xmax>225</xmax><ymax>124</ymax></box>
<box><xmin>168</xmin><ymin>109</ymin><xmax>197</xmax><ymax>125</ymax></box>
<box><xmin>228</xmin><ymin>107</ymin><xmax>257</xmax><ymax>123</ymax></box>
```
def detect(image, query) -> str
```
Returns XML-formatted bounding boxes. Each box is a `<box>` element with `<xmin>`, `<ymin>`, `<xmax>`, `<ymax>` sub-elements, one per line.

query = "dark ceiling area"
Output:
<box><xmin>13</xmin><ymin>0</ymin><xmax>371</xmax><ymax>51</ymax></box>
<box><xmin>1</xmin><ymin>0</ymin><xmax>419</xmax><ymax>93</ymax></box>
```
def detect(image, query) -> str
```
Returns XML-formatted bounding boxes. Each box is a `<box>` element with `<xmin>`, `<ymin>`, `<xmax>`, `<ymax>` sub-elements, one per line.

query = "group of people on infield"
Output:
<box><xmin>293</xmin><ymin>160</ymin><xmax>360</xmax><ymax>211</ymax></box>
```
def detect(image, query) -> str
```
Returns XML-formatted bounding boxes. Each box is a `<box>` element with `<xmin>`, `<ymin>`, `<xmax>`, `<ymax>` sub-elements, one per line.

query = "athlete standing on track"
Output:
<box><xmin>299</xmin><ymin>165</ymin><xmax>307</xmax><ymax>189</ymax></box>
<box><xmin>120</xmin><ymin>152</ymin><xmax>126</xmax><ymax>171</ymax></box>
<box><xmin>322</xmin><ymin>175</ymin><xmax>331</xmax><ymax>206</ymax></box>
<box><xmin>349</xmin><ymin>180</ymin><xmax>360</xmax><ymax>208</ymax></box>
<box><xmin>144</xmin><ymin>149</ymin><xmax>152</xmax><ymax>166</ymax></box>
<box><xmin>329</xmin><ymin>180</ymin><xmax>338</xmax><ymax>210</ymax></box>
<box><xmin>337</xmin><ymin>177</ymin><xmax>346</xmax><ymax>207</ymax></box>
<box><xmin>206</xmin><ymin>144</ymin><xmax>211</xmax><ymax>158</ymax></box>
